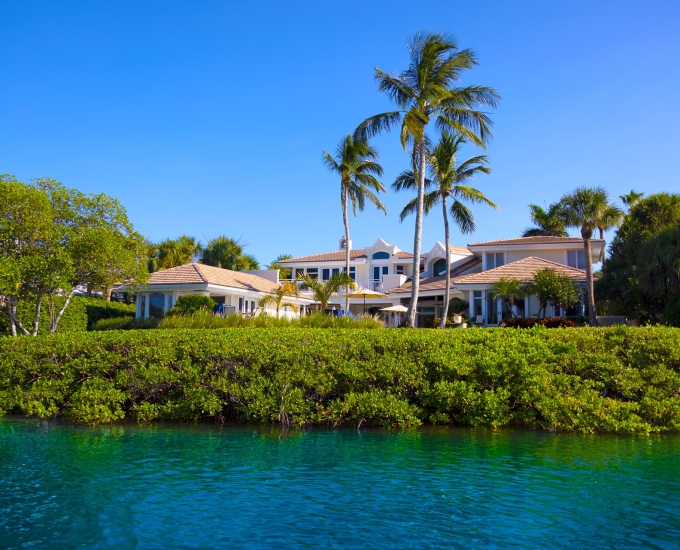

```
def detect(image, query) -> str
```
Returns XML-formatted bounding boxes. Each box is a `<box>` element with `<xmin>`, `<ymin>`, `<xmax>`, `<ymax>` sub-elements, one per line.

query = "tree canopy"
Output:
<box><xmin>200</xmin><ymin>236</ymin><xmax>260</xmax><ymax>270</ymax></box>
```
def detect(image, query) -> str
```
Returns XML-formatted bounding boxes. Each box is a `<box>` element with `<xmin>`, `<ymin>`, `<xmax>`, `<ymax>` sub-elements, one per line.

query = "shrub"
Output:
<box><xmin>665</xmin><ymin>294</ymin><xmax>680</xmax><ymax>328</ymax></box>
<box><xmin>1</xmin><ymin>327</ymin><xmax>679</xmax><ymax>433</ymax></box>
<box><xmin>166</xmin><ymin>294</ymin><xmax>216</xmax><ymax>316</ymax></box>
<box><xmin>0</xmin><ymin>295</ymin><xmax>136</xmax><ymax>336</ymax></box>
<box><xmin>501</xmin><ymin>317</ymin><xmax>579</xmax><ymax>329</ymax></box>
<box><xmin>91</xmin><ymin>316</ymin><xmax>158</xmax><ymax>331</ymax></box>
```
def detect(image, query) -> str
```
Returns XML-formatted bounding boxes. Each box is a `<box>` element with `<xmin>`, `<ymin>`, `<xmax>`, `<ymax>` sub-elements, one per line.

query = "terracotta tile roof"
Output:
<box><xmin>280</xmin><ymin>249</ymin><xmax>417</xmax><ymax>263</ymax></box>
<box><xmin>148</xmin><ymin>263</ymin><xmax>280</xmax><ymax>293</ymax></box>
<box><xmin>448</xmin><ymin>245</ymin><xmax>473</xmax><ymax>255</ymax></box>
<box><xmin>451</xmin><ymin>256</ymin><xmax>591</xmax><ymax>285</ymax></box>
<box><xmin>467</xmin><ymin>236</ymin><xmax>605</xmax><ymax>246</ymax></box>
<box><xmin>388</xmin><ymin>256</ymin><xmax>591</xmax><ymax>293</ymax></box>
<box><xmin>388</xmin><ymin>257</ymin><xmax>482</xmax><ymax>294</ymax></box>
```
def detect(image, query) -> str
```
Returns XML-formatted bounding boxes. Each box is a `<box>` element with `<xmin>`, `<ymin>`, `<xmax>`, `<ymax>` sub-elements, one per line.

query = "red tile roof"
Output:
<box><xmin>388</xmin><ymin>257</ymin><xmax>482</xmax><ymax>294</ymax></box>
<box><xmin>451</xmin><ymin>256</ymin><xmax>591</xmax><ymax>285</ymax></box>
<box><xmin>467</xmin><ymin>236</ymin><xmax>605</xmax><ymax>246</ymax></box>
<box><xmin>148</xmin><ymin>263</ymin><xmax>280</xmax><ymax>293</ymax></box>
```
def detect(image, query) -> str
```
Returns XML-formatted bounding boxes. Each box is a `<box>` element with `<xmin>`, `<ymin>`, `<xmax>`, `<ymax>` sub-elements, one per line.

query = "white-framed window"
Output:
<box><xmin>486</xmin><ymin>252</ymin><xmax>505</xmax><ymax>270</ymax></box>
<box><xmin>396</xmin><ymin>265</ymin><xmax>405</xmax><ymax>275</ymax></box>
<box><xmin>567</xmin><ymin>250</ymin><xmax>586</xmax><ymax>270</ymax></box>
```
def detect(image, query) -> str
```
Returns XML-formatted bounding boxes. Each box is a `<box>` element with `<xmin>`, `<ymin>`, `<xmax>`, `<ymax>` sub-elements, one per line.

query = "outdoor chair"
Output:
<box><xmin>474</xmin><ymin>315</ymin><xmax>485</xmax><ymax>327</ymax></box>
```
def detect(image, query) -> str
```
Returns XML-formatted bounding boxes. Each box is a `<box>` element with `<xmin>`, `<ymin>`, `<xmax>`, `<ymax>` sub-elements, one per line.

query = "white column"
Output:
<box><xmin>481</xmin><ymin>291</ymin><xmax>487</xmax><ymax>325</ymax></box>
<box><xmin>135</xmin><ymin>296</ymin><xmax>142</xmax><ymax>319</ymax></box>
<box><xmin>144</xmin><ymin>294</ymin><xmax>150</xmax><ymax>318</ymax></box>
<box><xmin>497</xmin><ymin>298</ymin><xmax>503</xmax><ymax>323</ymax></box>
<box><xmin>524</xmin><ymin>296</ymin><xmax>530</xmax><ymax>318</ymax></box>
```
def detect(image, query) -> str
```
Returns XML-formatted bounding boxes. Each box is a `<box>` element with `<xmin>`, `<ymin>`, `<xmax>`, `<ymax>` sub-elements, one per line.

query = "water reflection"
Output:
<box><xmin>1</xmin><ymin>419</ymin><xmax>678</xmax><ymax>549</ymax></box>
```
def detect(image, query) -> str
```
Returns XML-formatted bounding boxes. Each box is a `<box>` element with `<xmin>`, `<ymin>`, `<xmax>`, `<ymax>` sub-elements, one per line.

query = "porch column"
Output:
<box><xmin>135</xmin><ymin>296</ymin><xmax>142</xmax><ymax>319</ymax></box>
<box><xmin>497</xmin><ymin>298</ymin><xmax>503</xmax><ymax>322</ymax></box>
<box><xmin>144</xmin><ymin>294</ymin><xmax>150</xmax><ymax>318</ymax></box>
<box><xmin>524</xmin><ymin>296</ymin><xmax>530</xmax><ymax>318</ymax></box>
<box><xmin>481</xmin><ymin>291</ymin><xmax>487</xmax><ymax>325</ymax></box>
<box><xmin>579</xmin><ymin>290</ymin><xmax>586</xmax><ymax>316</ymax></box>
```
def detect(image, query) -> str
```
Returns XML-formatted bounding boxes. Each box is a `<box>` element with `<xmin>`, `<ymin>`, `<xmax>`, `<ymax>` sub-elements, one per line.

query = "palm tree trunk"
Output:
<box><xmin>406</xmin><ymin>139</ymin><xmax>427</xmax><ymax>328</ymax></box>
<box><xmin>343</xmin><ymin>184</ymin><xmax>351</xmax><ymax>310</ymax></box>
<box><xmin>439</xmin><ymin>195</ymin><xmax>450</xmax><ymax>328</ymax></box>
<box><xmin>582</xmin><ymin>230</ymin><xmax>597</xmax><ymax>326</ymax></box>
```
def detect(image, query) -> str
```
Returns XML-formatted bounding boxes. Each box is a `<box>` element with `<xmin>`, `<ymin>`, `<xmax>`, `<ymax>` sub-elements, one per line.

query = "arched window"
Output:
<box><xmin>372</xmin><ymin>251</ymin><xmax>390</xmax><ymax>260</ymax></box>
<box><xmin>149</xmin><ymin>293</ymin><xmax>166</xmax><ymax>319</ymax></box>
<box><xmin>432</xmin><ymin>258</ymin><xmax>447</xmax><ymax>276</ymax></box>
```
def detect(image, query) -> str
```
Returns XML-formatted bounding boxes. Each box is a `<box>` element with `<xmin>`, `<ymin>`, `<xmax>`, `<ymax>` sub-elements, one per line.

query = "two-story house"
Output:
<box><xmin>387</xmin><ymin>236</ymin><xmax>605</xmax><ymax>326</ymax></box>
<box><xmin>278</xmin><ymin>237</ymin><xmax>472</xmax><ymax>313</ymax></box>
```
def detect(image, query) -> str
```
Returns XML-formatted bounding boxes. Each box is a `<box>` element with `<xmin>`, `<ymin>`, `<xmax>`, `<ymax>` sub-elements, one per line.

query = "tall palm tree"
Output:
<box><xmin>155</xmin><ymin>235</ymin><xmax>202</xmax><ymax>270</ymax></box>
<box><xmin>355</xmin><ymin>31</ymin><xmax>499</xmax><ymax>327</ymax></box>
<box><xmin>266</xmin><ymin>254</ymin><xmax>293</xmax><ymax>279</ymax></box>
<box><xmin>522</xmin><ymin>203</ymin><xmax>568</xmax><ymax>237</ymax></box>
<box><xmin>200</xmin><ymin>236</ymin><xmax>260</xmax><ymax>270</ymax></box>
<box><xmin>560</xmin><ymin>187</ymin><xmax>623</xmax><ymax>325</ymax></box>
<box><xmin>298</xmin><ymin>272</ymin><xmax>356</xmax><ymax>311</ymax></box>
<box><xmin>258</xmin><ymin>280</ymin><xmax>300</xmax><ymax>317</ymax></box>
<box><xmin>322</xmin><ymin>134</ymin><xmax>386</xmax><ymax>307</ymax></box>
<box><xmin>393</xmin><ymin>132</ymin><xmax>497</xmax><ymax>327</ymax></box>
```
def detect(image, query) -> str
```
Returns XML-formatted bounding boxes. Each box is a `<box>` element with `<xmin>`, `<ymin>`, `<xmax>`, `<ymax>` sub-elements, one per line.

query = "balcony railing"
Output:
<box><xmin>280</xmin><ymin>279</ymin><xmax>384</xmax><ymax>296</ymax></box>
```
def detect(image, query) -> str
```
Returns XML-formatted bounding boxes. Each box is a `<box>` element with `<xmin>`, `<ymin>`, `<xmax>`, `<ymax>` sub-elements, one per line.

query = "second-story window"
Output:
<box><xmin>307</xmin><ymin>268</ymin><xmax>318</xmax><ymax>279</ymax></box>
<box><xmin>396</xmin><ymin>265</ymin><xmax>405</xmax><ymax>275</ymax></box>
<box><xmin>567</xmin><ymin>250</ymin><xmax>586</xmax><ymax>270</ymax></box>
<box><xmin>486</xmin><ymin>252</ymin><xmax>505</xmax><ymax>269</ymax></box>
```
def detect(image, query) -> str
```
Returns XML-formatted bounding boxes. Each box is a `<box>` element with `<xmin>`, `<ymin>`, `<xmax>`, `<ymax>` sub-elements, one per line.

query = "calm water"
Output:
<box><xmin>1</xmin><ymin>419</ymin><xmax>679</xmax><ymax>549</ymax></box>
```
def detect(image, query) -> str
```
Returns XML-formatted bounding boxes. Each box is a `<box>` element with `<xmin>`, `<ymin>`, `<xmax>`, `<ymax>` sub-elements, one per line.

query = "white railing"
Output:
<box><xmin>280</xmin><ymin>279</ymin><xmax>384</xmax><ymax>296</ymax></box>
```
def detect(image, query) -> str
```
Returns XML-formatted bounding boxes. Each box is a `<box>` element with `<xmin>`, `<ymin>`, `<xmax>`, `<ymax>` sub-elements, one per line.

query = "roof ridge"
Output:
<box><xmin>191</xmin><ymin>263</ymin><xmax>210</xmax><ymax>283</ymax></box>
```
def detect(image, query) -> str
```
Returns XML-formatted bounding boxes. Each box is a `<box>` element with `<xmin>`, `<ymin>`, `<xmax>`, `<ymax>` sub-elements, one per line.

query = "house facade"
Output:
<box><xmin>278</xmin><ymin>237</ymin><xmax>472</xmax><ymax>314</ymax></box>
<box><xmin>387</xmin><ymin>236</ymin><xmax>605</xmax><ymax>326</ymax></box>
<box><xmin>135</xmin><ymin>263</ymin><xmax>314</xmax><ymax>320</ymax></box>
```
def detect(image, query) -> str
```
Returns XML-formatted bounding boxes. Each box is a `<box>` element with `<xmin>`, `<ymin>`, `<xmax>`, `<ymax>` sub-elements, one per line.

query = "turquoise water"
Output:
<box><xmin>1</xmin><ymin>419</ymin><xmax>679</xmax><ymax>549</ymax></box>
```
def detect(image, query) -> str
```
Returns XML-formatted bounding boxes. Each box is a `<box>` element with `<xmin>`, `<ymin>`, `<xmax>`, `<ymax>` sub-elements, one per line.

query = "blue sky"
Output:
<box><xmin>2</xmin><ymin>1</ymin><xmax>678</xmax><ymax>266</ymax></box>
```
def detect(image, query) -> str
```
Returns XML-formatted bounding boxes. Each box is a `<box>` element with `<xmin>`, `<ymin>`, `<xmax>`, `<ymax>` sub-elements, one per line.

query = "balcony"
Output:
<box><xmin>280</xmin><ymin>279</ymin><xmax>386</xmax><ymax>296</ymax></box>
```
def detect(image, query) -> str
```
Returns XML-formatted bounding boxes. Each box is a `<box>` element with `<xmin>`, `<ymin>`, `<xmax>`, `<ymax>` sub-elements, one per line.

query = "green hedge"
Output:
<box><xmin>0</xmin><ymin>296</ymin><xmax>135</xmax><ymax>336</ymax></box>
<box><xmin>1</xmin><ymin>326</ymin><xmax>679</xmax><ymax>433</ymax></box>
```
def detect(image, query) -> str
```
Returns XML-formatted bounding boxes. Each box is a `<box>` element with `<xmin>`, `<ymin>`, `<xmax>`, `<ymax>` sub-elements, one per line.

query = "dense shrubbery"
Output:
<box><xmin>158</xmin><ymin>311</ymin><xmax>385</xmax><ymax>330</ymax></box>
<box><xmin>0</xmin><ymin>296</ymin><xmax>135</xmax><ymax>336</ymax></box>
<box><xmin>90</xmin><ymin>316</ymin><xmax>158</xmax><ymax>331</ymax></box>
<box><xmin>1</xmin><ymin>327</ymin><xmax>679</xmax><ymax>433</ymax></box>
<box><xmin>501</xmin><ymin>317</ymin><xmax>579</xmax><ymax>329</ymax></box>
<box><xmin>166</xmin><ymin>295</ymin><xmax>216</xmax><ymax>316</ymax></box>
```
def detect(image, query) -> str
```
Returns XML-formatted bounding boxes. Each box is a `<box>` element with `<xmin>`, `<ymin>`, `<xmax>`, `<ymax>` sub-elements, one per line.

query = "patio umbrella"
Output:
<box><xmin>344</xmin><ymin>288</ymin><xmax>388</xmax><ymax>313</ymax></box>
<box><xmin>380</xmin><ymin>304</ymin><xmax>408</xmax><ymax>326</ymax></box>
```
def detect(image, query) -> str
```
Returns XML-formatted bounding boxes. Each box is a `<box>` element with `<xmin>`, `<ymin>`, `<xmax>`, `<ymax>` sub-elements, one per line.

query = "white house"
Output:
<box><xmin>278</xmin><ymin>237</ymin><xmax>472</xmax><ymax>315</ymax></box>
<box><xmin>135</xmin><ymin>263</ymin><xmax>315</xmax><ymax>320</ymax></box>
<box><xmin>387</xmin><ymin>236</ymin><xmax>605</xmax><ymax>326</ymax></box>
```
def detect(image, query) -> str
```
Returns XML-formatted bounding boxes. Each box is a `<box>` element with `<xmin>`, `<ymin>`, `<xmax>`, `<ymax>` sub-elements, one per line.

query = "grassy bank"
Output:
<box><xmin>1</xmin><ymin>326</ymin><xmax>679</xmax><ymax>433</ymax></box>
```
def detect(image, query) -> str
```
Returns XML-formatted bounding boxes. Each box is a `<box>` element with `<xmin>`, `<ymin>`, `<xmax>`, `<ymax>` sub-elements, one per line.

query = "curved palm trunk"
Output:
<box><xmin>343</xmin><ymin>184</ymin><xmax>351</xmax><ymax>310</ymax></box>
<box><xmin>582</xmin><ymin>229</ymin><xmax>597</xmax><ymax>325</ymax></box>
<box><xmin>406</xmin><ymin>139</ymin><xmax>427</xmax><ymax>327</ymax></box>
<box><xmin>439</xmin><ymin>195</ymin><xmax>450</xmax><ymax>328</ymax></box>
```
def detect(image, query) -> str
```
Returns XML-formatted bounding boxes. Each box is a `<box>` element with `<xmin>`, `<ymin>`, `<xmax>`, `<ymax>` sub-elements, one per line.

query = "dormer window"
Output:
<box><xmin>486</xmin><ymin>252</ymin><xmax>505</xmax><ymax>269</ymax></box>
<box><xmin>567</xmin><ymin>250</ymin><xmax>586</xmax><ymax>270</ymax></box>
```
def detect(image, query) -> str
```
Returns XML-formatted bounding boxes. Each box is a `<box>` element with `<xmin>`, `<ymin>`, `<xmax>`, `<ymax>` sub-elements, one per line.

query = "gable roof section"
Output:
<box><xmin>148</xmin><ymin>263</ymin><xmax>279</xmax><ymax>293</ymax></box>
<box><xmin>451</xmin><ymin>256</ymin><xmax>591</xmax><ymax>285</ymax></box>
<box><xmin>467</xmin><ymin>236</ymin><xmax>605</xmax><ymax>247</ymax></box>
<box><xmin>387</xmin><ymin>256</ymin><xmax>482</xmax><ymax>294</ymax></box>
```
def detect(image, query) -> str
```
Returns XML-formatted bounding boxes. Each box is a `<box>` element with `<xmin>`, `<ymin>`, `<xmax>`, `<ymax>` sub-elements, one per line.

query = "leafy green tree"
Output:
<box><xmin>322</xmin><ymin>134</ymin><xmax>386</xmax><ymax>305</ymax></box>
<box><xmin>298</xmin><ymin>272</ymin><xmax>356</xmax><ymax>311</ymax></box>
<box><xmin>149</xmin><ymin>235</ymin><xmax>202</xmax><ymax>272</ymax></box>
<box><xmin>620</xmin><ymin>190</ymin><xmax>644</xmax><ymax>211</ymax></box>
<box><xmin>488</xmin><ymin>277</ymin><xmax>526</xmax><ymax>318</ymax></box>
<box><xmin>559</xmin><ymin>187</ymin><xmax>623</xmax><ymax>325</ymax></box>
<box><xmin>200</xmin><ymin>236</ymin><xmax>260</xmax><ymax>270</ymax></box>
<box><xmin>0</xmin><ymin>176</ymin><xmax>70</xmax><ymax>335</ymax></box>
<box><xmin>393</xmin><ymin>132</ymin><xmax>496</xmax><ymax>327</ymax></box>
<box><xmin>266</xmin><ymin>254</ymin><xmax>293</xmax><ymax>279</ymax></box>
<box><xmin>522</xmin><ymin>203</ymin><xmax>568</xmax><ymax>237</ymax></box>
<box><xmin>1</xmin><ymin>176</ymin><xmax>147</xmax><ymax>336</ymax></box>
<box><xmin>258</xmin><ymin>281</ymin><xmax>300</xmax><ymax>317</ymax></box>
<box><xmin>529</xmin><ymin>269</ymin><xmax>580</xmax><ymax>319</ymax></box>
<box><xmin>597</xmin><ymin>193</ymin><xmax>680</xmax><ymax>322</ymax></box>
<box><xmin>355</xmin><ymin>31</ymin><xmax>499</xmax><ymax>327</ymax></box>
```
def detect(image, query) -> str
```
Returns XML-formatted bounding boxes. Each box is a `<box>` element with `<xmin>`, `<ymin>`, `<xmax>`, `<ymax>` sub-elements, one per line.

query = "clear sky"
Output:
<box><xmin>2</xmin><ymin>0</ymin><xmax>679</xmax><ymax>266</ymax></box>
